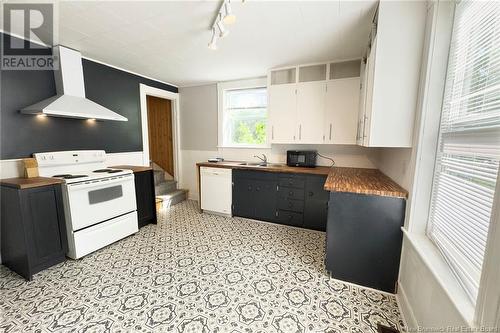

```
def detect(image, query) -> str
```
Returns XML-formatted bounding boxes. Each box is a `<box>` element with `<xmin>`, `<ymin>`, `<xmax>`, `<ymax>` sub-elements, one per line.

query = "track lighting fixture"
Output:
<box><xmin>217</xmin><ymin>14</ymin><xmax>229</xmax><ymax>38</ymax></box>
<box><xmin>208</xmin><ymin>28</ymin><xmax>218</xmax><ymax>50</ymax></box>
<box><xmin>208</xmin><ymin>0</ymin><xmax>242</xmax><ymax>50</ymax></box>
<box><xmin>223</xmin><ymin>1</ymin><xmax>236</xmax><ymax>25</ymax></box>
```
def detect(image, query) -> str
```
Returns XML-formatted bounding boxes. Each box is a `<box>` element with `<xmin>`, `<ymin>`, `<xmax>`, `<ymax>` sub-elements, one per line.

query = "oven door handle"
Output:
<box><xmin>67</xmin><ymin>175</ymin><xmax>133</xmax><ymax>191</ymax></box>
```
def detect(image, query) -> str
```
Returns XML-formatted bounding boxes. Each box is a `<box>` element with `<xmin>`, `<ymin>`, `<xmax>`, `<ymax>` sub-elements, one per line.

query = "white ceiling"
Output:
<box><xmin>12</xmin><ymin>1</ymin><xmax>378</xmax><ymax>87</ymax></box>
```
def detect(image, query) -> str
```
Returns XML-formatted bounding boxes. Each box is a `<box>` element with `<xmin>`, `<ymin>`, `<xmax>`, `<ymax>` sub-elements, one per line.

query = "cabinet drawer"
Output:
<box><xmin>278</xmin><ymin>186</ymin><xmax>304</xmax><ymax>200</ymax></box>
<box><xmin>278</xmin><ymin>198</ymin><xmax>304</xmax><ymax>212</ymax></box>
<box><xmin>277</xmin><ymin>210</ymin><xmax>303</xmax><ymax>227</ymax></box>
<box><xmin>278</xmin><ymin>175</ymin><xmax>305</xmax><ymax>189</ymax></box>
<box><xmin>234</xmin><ymin>169</ymin><xmax>277</xmax><ymax>181</ymax></box>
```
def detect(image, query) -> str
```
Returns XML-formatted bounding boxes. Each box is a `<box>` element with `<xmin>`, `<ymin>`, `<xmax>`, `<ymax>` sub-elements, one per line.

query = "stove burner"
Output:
<box><xmin>52</xmin><ymin>174</ymin><xmax>88</xmax><ymax>179</ymax></box>
<box><xmin>93</xmin><ymin>169</ymin><xmax>122</xmax><ymax>173</ymax></box>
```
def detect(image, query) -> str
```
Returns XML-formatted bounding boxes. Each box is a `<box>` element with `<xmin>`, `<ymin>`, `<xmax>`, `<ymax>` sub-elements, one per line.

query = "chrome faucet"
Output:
<box><xmin>253</xmin><ymin>154</ymin><xmax>267</xmax><ymax>165</ymax></box>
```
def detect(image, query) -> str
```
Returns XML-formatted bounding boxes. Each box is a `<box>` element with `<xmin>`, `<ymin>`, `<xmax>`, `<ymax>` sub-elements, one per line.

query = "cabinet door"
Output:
<box><xmin>135</xmin><ymin>170</ymin><xmax>156</xmax><ymax>228</ymax></box>
<box><xmin>303</xmin><ymin>175</ymin><xmax>329</xmax><ymax>231</ymax></box>
<box><xmin>362</xmin><ymin>38</ymin><xmax>377</xmax><ymax>147</ymax></box>
<box><xmin>325</xmin><ymin>78</ymin><xmax>360</xmax><ymax>144</ymax></box>
<box><xmin>254</xmin><ymin>179</ymin><xmax>278</xmax><ymax>222</ymax></box>
<box><xmin>357</xmin><ymin>58</ymin><xmax>368</xmax><ymax>145</ymax></box>
<box><xmin>268</xmin><ymin>84</ymin><xmax>297</xmax><ymax>143</ymax></box>
<box><xmin>23</xmin><ymin>186</ymin><xmax>68</xmax><ymax>269</ymax></box>
<box><xmin>296</xmin><ymin>81</ymin><xmax>326</xmax><ymax>144</ymax></box>
<box><xmin>232</xmin><ymin>178</ymin><xmax>255</xmax><ymax>218</ymax></box>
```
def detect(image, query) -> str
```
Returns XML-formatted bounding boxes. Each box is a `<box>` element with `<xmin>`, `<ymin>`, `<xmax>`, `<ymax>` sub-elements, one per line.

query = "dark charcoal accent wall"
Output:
<box><xmin>0</xmin><ymin>33</ymin><xmax>177</xmax><ymax>159</ymax></box>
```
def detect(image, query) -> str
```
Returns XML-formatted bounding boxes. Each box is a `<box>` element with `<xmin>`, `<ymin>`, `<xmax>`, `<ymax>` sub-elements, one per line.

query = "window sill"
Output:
<box><xmin>401</xmin><ymin>228</ymin><xmax>475</xmax><ymax>325</ymax></box>
<box><xmin>217</xmin><ymin>145</ymin><xmax>272</xmax><ymax>149</ymax></box>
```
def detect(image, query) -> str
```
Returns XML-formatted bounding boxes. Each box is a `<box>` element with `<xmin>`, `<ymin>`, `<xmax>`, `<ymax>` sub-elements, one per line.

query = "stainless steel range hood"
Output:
<box><xmin>21</xmin><ymin>46</ymin><xmax>127</xmax><ymax>121</ymax></box>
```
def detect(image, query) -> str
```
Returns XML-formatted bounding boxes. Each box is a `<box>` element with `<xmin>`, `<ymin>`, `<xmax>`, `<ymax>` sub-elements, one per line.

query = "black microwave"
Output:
<box><xmin>286</xmin><ymin>150</ymin><xmax>317</xmax><ymax>168</ymax></box>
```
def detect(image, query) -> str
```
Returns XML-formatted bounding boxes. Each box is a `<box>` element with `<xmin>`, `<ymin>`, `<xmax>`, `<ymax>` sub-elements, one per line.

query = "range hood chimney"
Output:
<box><xmin>21</xmin><ymin>46</ymin><xmax>127</xmax><ymax>121</ymax></box>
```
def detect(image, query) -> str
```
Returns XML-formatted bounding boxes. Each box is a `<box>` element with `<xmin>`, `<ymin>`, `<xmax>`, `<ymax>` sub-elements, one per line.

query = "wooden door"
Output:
<box><xmin>147</xmin><ymin>96</ymin><xmax>174</xmax><ymax>176</ymax></box>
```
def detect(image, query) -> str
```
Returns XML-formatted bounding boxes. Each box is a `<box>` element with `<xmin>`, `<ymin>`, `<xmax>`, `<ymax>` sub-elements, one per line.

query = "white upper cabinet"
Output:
<box><xmin>325</xmin><ymin>60</ymin><xmax>361</xmax><ymax>144</ymax></box>
<box><xmin>296</xmin><ymin>64</ymin><xmax>327</xmax><ymax>144</ymax></box>
<box><xmin>268</xmin><ymin>61</ymin><xmax>360</xmax><ymax>145</ymax></box>
<box><xmin>326</xmin><ymin>78</ymin><xmax>360</xmax><ymax>144</ymax></box>
<box><xmin>268</xmin><ymin>68</ymin><xmax>297</xmax><ymax>143</ymax></box>
<box><xmin>358</xmin><ymin>1</ymin><xmax>427</xmax><ymax>147</ymax></box>
<box><xmin>297</xmin><ymin>81</ymin><xmax>326</xmax><ymax>144</ymax></box>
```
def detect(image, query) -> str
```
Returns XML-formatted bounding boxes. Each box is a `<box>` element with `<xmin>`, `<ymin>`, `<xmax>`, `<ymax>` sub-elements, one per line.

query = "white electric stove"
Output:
<box><xmin>34</xmin><ymin>150</ymin><xmax>139</xmax><ymax>259</ymax></box>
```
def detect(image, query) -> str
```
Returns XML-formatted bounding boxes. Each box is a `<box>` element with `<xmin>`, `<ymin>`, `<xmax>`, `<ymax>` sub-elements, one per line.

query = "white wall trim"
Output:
<box><xmin>139</xmin><ymin>84</ymin><xmax>182</xmax><ymax>185</ymax></box>
<box><xmin>216</xmin><ymin>77</ymin><xmax>267</xmax><ymax>148</ymax></box>
<box><xmin>396</xmin><ymin>280</ymin><xmax>418</xmax><ymax>329</ymax></box>
<box><xmin>402</xmin><ymin>229</ymin><xmax>474</xmax><ymax>324</ymax></box>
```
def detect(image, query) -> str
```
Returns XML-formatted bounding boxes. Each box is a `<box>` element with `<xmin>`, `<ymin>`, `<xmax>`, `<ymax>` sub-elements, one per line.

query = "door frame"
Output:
<box><xmin>139</xmin><ymin>83</ymin><xmax>181</xmax><ymax>184</ymax></box>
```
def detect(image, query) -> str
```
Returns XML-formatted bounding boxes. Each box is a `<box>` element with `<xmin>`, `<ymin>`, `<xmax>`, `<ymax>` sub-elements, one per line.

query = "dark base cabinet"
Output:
<box><xmin>232</xmin><ymin>170</ymin><xmax>329</xmax><ymax>231</ymax></box>
<box><xmin>325</xmin><ymin>192</ymin><xmax>406</xmax><ymax>293</ymax></box>
<box><xmin>133</xmin><ymin>169</ymin><xmax>157</xmax><ymax>228</ymax></box>
<box><xmin>1</xmin><ymin>184</ymin><xmax>68</xmax><ymax>281</ymax></box>
<box><xmin>232</xmin><ymin>170</ymin><xmax>278</xmax><ymax>223</ymax></box>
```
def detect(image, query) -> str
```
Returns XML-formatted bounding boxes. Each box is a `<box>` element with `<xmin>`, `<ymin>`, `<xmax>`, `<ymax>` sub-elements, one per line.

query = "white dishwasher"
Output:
<box><xmin>200</xmin><ymin>167</ymin><xmax>232</xmax><ymax>215</ymax></box>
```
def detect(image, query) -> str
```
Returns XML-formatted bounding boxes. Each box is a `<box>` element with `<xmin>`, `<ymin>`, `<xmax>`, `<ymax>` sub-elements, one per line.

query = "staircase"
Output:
<box><xmin>154</xmin><ymin>169</ymin><xmax>188</xmax><ymax>208</ymax></box>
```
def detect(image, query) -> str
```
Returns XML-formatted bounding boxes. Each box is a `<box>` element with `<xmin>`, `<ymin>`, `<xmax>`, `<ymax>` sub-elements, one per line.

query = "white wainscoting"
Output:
<box><xmin>0</xmin><ymin>151</ymin><xmax>146</xmax><ymax>179</ymax></box>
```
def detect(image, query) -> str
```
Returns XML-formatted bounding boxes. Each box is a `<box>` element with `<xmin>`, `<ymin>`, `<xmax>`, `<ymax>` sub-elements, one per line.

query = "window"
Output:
<box><xmin>218</xmin><ymin>79</ymin><xmax>268</xmax><ymax>148</ymax></box>
<box><xmin>427</xmin><ymin>0</ymin><xmax>500</xmax><ymax>304</ymax></box>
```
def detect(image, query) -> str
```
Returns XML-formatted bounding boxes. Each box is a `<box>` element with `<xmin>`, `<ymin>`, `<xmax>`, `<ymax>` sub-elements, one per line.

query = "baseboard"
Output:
<box><xmin>396</xmin><ymin>281</ymin><xmax>418</xmax><ymax>329</ymax></box>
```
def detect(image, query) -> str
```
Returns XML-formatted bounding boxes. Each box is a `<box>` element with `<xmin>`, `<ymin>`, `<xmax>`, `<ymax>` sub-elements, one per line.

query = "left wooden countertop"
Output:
<box><xmin>0</xmin><ymin>177</ymin><xmax>64</xmax><ymax>189</ymax></box>
<box><xmin>111</xmin><ymin>165</ymin><xmax>153</xmax><ymax>173</ymax></box>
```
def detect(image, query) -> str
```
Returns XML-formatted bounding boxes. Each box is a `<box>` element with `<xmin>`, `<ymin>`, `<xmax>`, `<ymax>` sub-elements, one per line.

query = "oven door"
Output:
<box><xmin>66</xmin><ymin>174</ymin><xmax>137</xmax><ymax>231</ymax></box>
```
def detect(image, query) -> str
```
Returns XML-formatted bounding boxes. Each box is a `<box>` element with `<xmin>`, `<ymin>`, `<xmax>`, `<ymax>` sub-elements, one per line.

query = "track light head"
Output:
<box><xmin>208</xmin><ymin>28</ymin><xmax>218</xmax><ymax>50</ymax></box>
<box><xmin>217</xmin><ymin>15</ymin><xmax>229</xmax><ymax>38</ymax></box>
<box><xmin>223</xmin><ymin>2</ymin><xmax>236</xmax><ymax>25</ymax></box>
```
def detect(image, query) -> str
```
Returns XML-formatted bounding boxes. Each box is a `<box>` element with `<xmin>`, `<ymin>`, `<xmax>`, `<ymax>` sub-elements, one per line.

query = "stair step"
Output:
<box><xmin>153</xmin><ymin>170</ymin><xmax>165</xmax><ymax>185</ymax></box>
<box><xmin>155</xmin><ymin>180</ymin><xmax>177</xmax><ymax>195</ymax></box>
<box><xmin>157</xmin><ymin>189</ymin><xmax>187</xmax><ymax>208</ymax></box>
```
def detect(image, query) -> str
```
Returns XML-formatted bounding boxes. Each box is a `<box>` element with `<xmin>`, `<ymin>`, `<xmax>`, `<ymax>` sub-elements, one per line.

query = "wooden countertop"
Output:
<box><xmin>196</xmin><ymin>161</ymin><xmax>332</xmax><ymax>176</ymax></box>
<box><xmin>111</xmin><ymin>165</ymin><xmax>153</xmax><ymax>173</ymax></box>
<box><xmin>324</xmin><ymin>167</ymin><xmax>408</xmax><ymax>198</ymax></box>
<box><xmin>0</xmin><ymin>177</ymin><xmax>64</xmax><ymax>189</ymax></box>
<box><xmin>197</xmin><ymin>161</ymin><xmax>407</xmax><ymax>199</ymax></box>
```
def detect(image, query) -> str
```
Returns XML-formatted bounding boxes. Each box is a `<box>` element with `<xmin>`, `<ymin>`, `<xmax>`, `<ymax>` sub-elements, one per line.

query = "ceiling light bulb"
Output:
<box><xmin>208</xmin><ymin>28</ymin><xmax>218</xmax><ymax>50</ymax></box>
<box><xmin>217</xmin><ymin>15</ymin><xmax>229</xmax><ymax>38</ymax></box>
<box><xmin>223</xmin><ymin>2</ymin><xmax>236</xmax><ymax>25</ymax></box>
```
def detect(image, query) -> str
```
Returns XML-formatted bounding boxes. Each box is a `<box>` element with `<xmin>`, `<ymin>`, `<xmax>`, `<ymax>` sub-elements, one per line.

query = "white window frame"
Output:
<box><xmin>403</xmin><ymin>0</ymin><xmax>500</xmax><ymax>326</ymax></box>
<box><xmin>217</xmin><ymin>77</ymin><xmax>269</xmax><ymax>149</ymax></box>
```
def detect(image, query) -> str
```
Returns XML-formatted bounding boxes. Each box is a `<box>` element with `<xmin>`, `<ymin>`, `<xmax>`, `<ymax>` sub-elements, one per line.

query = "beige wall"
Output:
<box><xmin>179</xmin><ymin>84</ymin><xmax>218</xmax><ymax>151</ymax></box>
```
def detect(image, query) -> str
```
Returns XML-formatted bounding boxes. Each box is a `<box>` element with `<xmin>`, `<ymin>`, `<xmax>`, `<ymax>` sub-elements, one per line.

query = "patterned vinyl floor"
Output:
<box><xmin>0</xmin><ymin>200</ymin><xmax>405</xmax><ymax>333</ymax></box>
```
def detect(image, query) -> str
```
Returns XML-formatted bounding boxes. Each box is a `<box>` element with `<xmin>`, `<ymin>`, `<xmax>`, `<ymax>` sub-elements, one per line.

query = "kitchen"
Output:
<box><xmin>1</xmin><ymin>1</ymin><xmax>499</xmax><ymax>332</ymax></box>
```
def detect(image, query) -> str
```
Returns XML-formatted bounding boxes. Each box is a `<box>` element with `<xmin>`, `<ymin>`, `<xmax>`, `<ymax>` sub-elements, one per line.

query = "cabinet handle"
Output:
<box><xmin>308</xmin><ymin>191</ymin><xmax>314</xmax><ymax>197</ymax></box>
<box><xmin>271</xmin><ymin>126</ymin><xmax>274</xmax><ymax>140</ymax></box>
<box><xmin>329</xmin><ymin>124</ymin><xmax>332</xmax><ymax>140</ymax></box>
<box><xmin>299</xmin><ymin>125</ymin><xmax>302</xmax><ymax>140</ymax></box>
